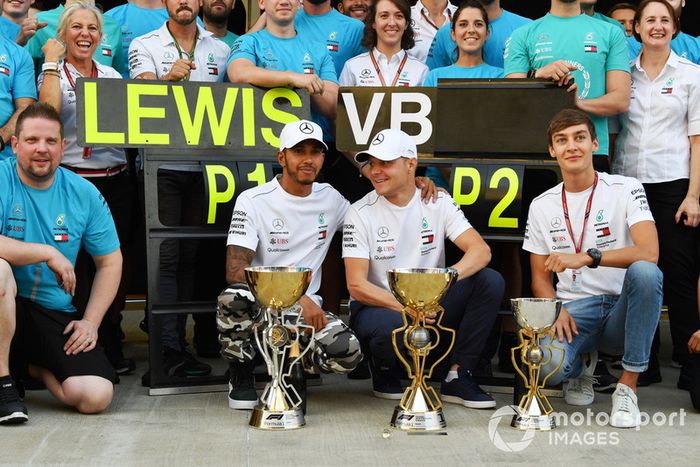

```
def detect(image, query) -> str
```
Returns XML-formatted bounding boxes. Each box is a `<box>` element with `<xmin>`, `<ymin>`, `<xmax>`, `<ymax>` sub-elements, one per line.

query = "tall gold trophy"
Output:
<box><xmin>245</xmin><ymin>266</ymin><xmax>313</xmax><ymax>430</ymax></box>
<box><xmin>387</xmin><ymin>268</ymin><xmax>458</xmax><ymax>431</ymax></box>
<box><xmin>510</xmin><ymin>298</ymin><xmax>563</xmax><ymax>430</ymax></box>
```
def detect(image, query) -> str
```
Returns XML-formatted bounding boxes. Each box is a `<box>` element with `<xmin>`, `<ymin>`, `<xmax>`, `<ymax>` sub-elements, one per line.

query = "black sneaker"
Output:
<box><xmin>369</xmin><ymin>359</ymin><xmax>403</xmax><ymax>400</ymax></box>
<box><xmin>440</xmin><ymin>370</ymin><xmax>496</xmax><ymax>409</ymax></box>
<box><xmin>0</xmin><ymin>377</ymin><xmax>28</xmax><ymax>425</ymax></box>
<box><xmin>228</xmin><ymin>361</ymin><xmax>258</xmax><ymax>410</ymax></box>
<box><xmin>593</xmin><ymin>359</ymin><xmax>617</xmax><ymax>393</ymax></box>
<box><xmin>111</xmin><ymin>357</ymin><xmax>136</xmax><ymax>376</ymax></box>
<box><xmin>347</xmin><ymin>357</ymin><xmax>371</xmax><ymax>380</ymax></box>
<box><xmin>163</xmin><ymin>348</ymin><xmax>212</xmax><ymax>378</ymax></box>
<box><xmin>637</xmin><ymin>356</ymin><xmax>662</xmax><ymax>387</ymax></box>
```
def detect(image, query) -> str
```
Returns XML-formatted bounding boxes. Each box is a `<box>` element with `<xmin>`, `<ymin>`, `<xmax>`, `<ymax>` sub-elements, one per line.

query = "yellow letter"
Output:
<box><xmin>173</xmin><ymin>86</ymin><xmax>238</xmax><ymax>146</ymax></box>
<box><xmin>127</xmin><ymin>83</ymin><xmax>169</xmax><ymax>145</ymax></box>
<box><xmin>83</xmin><ymin>81</ymin><xmax>125</xmax><ymax>145</ymax></box>
<box><xmin>260</xmin><ymin>88</ymin><xmax>303</xmax><ymax>148</ymax></box>
<box><xmin>242</xmin><ymin>87</ymin><xmax>255</xmax><ymax>146</ymax></box>
<box><xmin>205</xmin><ymin>165</ymin><xmax>236</xmax><ymax>224</ymax></box>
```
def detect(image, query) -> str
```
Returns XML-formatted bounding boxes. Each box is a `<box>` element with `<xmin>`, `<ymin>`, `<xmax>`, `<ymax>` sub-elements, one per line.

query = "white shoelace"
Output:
<box><xmin>568</xmin><ymin>374</ymin><xmax>597</xmax><ymax>397</ymax></box>
<box><xmin>616</xmin><ymin>387</ymin><xmax>633</xmax><ymax>413</ymax></box>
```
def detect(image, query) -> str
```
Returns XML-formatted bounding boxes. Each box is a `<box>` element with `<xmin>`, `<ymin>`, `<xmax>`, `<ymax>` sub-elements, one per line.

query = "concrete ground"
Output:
<box><xmin>3</xmin><ymin>313</ymin><xmax>699</xmax><ymax>466</ymax></box>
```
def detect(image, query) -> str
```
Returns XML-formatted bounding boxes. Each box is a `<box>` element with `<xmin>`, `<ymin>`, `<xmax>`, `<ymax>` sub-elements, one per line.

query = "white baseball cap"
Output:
<box><xmin>354</xmin><ymin>128</ymin><xmax>417</xmax><ymax>163</ymax></box>
<box><xmin>279</xmin><ymin>120</ymin><xmax>328</xmax><ymax>151</ymax></box>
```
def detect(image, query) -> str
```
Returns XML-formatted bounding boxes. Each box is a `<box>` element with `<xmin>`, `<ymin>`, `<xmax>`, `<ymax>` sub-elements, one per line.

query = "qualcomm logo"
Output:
<box><xmin>487</xmin><ymin>406</ymin><xmax>535</xmax><ymax>453</ymax></box>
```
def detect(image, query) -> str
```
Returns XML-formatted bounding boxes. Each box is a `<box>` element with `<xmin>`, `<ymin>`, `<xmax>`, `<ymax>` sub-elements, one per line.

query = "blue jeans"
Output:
<box><xmin>540</xmin><ymin>261</ymin><xmax>663</xmax><ymax>385</ymax></box>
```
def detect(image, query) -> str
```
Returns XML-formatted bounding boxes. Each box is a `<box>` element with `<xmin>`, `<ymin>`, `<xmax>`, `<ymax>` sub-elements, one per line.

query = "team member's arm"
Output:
<box><xmin>342</xmin><ymin>208</ymin><xmax>402</xmax><ymax>311</ymax></box>
<box><xmin>0</xmin><ymin>235</ymin><xmax>76</xmax><ymax>295</ymax></box>
<box><xmin>575</xmin><ymin>28</ymin><xmax>632</xmax><ymax>116</ymax></box>
<box><xmin>128</xmin><ymin>37</ymin><xmax>193</xmax><ymax>81</ymax></box>
<box><xmin>575</xmin><ymin>69</ymin><xmax>631</xmax><ymax>116</ymax></box>
<box><xmin>63</xmin><ymin>250</ymin><xmax>122</xmax><ymax>355</ymax></box>
<box><xmin>543</xmin><ymin>220</ymin><xmax>658</xmax><ymax>273</ymax></box>
<box><xmin>15</xmin><ymin>16</ymin><xmax>48</xmax><ymax>46</ymax></box>
<box><xmin>530</xmin><ymin>252</ymin><xmax>578</xmax><ymax>343</ymax></box>
<box><xmin>449</xmin><ymin>228</ymin><xmax>492</xmax><ymax>280</ymax></box>
<box><xmin>38</xmin><ymin>39</ymin><xmax>66</xmax><ymax>113</ymax></box>
<box><xmin>225</xmin><ymin>245</ymin><xmax>255</xmax><ymax>284</ymax></box>
<box><xmin>345</xmin><ymin>257</ymin><xmax>403</xmax><ymax>311</ymax></box>
<box><xmin>228</xmin><ymin>58</ymin><xmax>337</xmax><ymax>118</ymax></box>
<box><xmin>0</xmin><ymin>48</ymin><xmax>36</xmax><ymax>146</ymax></box>
<box><xmin>675</xmin><ymin>135</ymin><xmax>700</xmax><ymax>228</ymax></box>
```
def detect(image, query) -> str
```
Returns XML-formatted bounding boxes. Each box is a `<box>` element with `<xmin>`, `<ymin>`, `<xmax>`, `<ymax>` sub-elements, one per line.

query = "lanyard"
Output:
<box><xmin>421</xmin><ymin>8</ymin><xmax>452</xmax><ymax>31</ymax></box>
<box><xmin>63</xmin><ymin>61</ymin><xmax>97</xmax><ymax>160</ymax></box>
<box><xmin>369</xmin><ymin>50</ymin><xmax>408</xmax><ymax>87</ymax></box>
<box><xmin>561</xmin><ymin>172</ymin><xmax>598</xmax><ymax>254</ymax></box>
<box><xmin>167</xmin><ymin>24</ymin><xmax>198</xmax><ymax>81</ymax></box>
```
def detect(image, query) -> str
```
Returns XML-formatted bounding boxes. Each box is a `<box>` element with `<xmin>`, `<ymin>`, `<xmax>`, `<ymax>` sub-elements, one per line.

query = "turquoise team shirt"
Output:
<box><xmin>423</xmin><ymin>62</ymin><xmax>504</xmax><ymax>86</ymax></box>
<box><xmin>0</xmin><ymin>160</ymin><xmax>119</xmax><ymax>312</ymax></box>
<box><xmin>228</xmin><ymin>29</ymin><xmax>338</xmax><ymax>140</ymax></box>
<box><xmin>0</xmin><ymin>16</ymin><xmax>19</xmax><ymax>42</ymax></box>
<box><xmin>0</xmin><ymin>36</ymin><xmax>37</xmax><ymax>160</ymax></box>
<box><xmin>217</xmin><ymin>31</ymin><xmax>239</xmax><ymax>49</ymax></box>
<box><xmin>25</xmin><ymin>5</ymin><xmax>125</xmax><ymax>75</ymax></box>
<box><xmin>427</xmin><ymin>9</ymin><xmax>530</xmax><ymax>70</ymax></box>
<box><xmin>626</xmin><ymin>32</ymin><xmax>700</xmax><ymax>64</ymax></box>
<box><xmin>294</xmin><ymin>9</ymin><xmax>365</xmax><ymax>78</ymax></box>
<box><xmin>504</xmin><ymin>13</ymin><xmax>629</xmax><ymax>155</ymax></box>
<box><xmin>105</xmin><ymin>3</ymin><xmax>169</xmax><ymax>78</ymax></box>
<box><xmin>424</xmin><ymin>62</ymin><xmax>503</xmax><ymax>189</ymax></box>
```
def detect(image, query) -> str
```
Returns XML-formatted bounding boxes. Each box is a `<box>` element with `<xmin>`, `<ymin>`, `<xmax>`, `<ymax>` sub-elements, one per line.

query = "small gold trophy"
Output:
<box><xmin>387</xmin><ymin>268</ymin><xmax>458</xmax><ymax>431</ymax></box>
<box><xmin>245</xmin><ymin>266</ymin><xmax>313</xmax><ymax>430</ymax></box>
<box><xmin>510</xmin><ymin>298</ymin><xmax>563</xmax><ymax>430</ymax></box>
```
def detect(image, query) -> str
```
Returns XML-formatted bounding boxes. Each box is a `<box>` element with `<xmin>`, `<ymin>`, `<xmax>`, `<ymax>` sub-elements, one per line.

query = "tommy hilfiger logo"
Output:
<box><xmin>596</xmin><ymin>226</ymin><xmax>611</xmax><ymax>238</ymax></box>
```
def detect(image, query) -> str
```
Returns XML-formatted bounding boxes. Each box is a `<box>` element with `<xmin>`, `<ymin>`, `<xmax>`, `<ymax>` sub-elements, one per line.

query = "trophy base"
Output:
<box><xmin>390</xmin><ymin>407</ymin><xmax>446</xmax><ymax>431</ymax></box>
<box><xmin>249</xmin><ymin>407</ymin><xmax>305</xmax><ymax>430</ymax></box>
<box><xmin>511</xmin><ymin>412</ymin><xmax>555</xmax><ymax>431</ymax></box>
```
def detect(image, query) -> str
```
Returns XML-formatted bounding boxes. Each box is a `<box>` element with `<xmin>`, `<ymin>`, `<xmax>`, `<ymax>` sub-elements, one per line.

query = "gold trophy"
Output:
<box><xmin>510</xmin><ymin>298</ymin><xmax>563</xmax><ymax>430</ymax></box>
<box><xmin>387</xmin><ymin>268</ymin><xmax>458</xmax><ymax>431</ymax></box>
<box><xmin>245</xmin><ymin>266</ymin><xmax>313</xmax><ymax>430</ymax></box>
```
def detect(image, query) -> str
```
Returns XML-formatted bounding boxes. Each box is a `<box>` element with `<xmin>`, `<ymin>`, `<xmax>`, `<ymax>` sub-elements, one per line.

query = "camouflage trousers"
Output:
<box><xmin>216</xmin><ymin>284</ymin><xmax>362</xmax><ymax>374</ymax></box>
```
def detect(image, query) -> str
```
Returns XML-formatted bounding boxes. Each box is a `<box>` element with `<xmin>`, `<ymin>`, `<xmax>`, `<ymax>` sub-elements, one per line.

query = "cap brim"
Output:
<box><xmin>354</xmin><ymin>149</ymin><xmax>401</xmax><ymax>163</ymax></box>
<box><xmin>280</xmin><ymin>137</ymin><xmax>328</xmax><ymax>152</ymax></box>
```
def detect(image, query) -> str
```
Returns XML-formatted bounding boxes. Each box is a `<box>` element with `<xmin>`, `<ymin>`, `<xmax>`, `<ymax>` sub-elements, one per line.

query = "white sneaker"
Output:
<box><xmin>563</xmin><ymin>351</ymin><xmax>597</xmax><ymax>406</ymax></box>
<box><xmin>610</xmin><ymin>383</ymin><xmax>641</xmax><ymax>428</ymax></box>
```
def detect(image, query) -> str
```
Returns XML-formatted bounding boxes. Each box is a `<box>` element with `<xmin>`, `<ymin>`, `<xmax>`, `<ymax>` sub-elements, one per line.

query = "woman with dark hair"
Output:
<box><xmin>339</xmin><ymin>0</ymin><xmax>428</xmax><ymax>87</ymax></box>
<box><xmin>423</xmin><ymin>0</ymin><xmax>503</xmax><ymax>86</ymax></box>
<box><xmin>611</xmin><ymin>0</ymin><xmax>700</xmax><ymax>392</ymax></box>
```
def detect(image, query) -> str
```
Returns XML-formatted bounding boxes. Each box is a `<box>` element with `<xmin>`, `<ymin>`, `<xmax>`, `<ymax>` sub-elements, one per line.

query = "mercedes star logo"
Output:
<box><xmin>378</xmin><ymin>226</ymin><xmax>389</xmax><ymax>238</ymax></box>
<box><xmin>551</xmin><ymin>217</ymin><xmax>562</xmax><ymax>228</ymax></box>
<box><xmin>360</xmin><ymin>68</ymin><xmax>372</xmax><ymax>78</ymax></box>
<box><xmin>299</xmin><ymin>122</ymin><xmax>313</xmax><ymax>134</ymax></box>
<box><xmin>372</xmin><ymin>133</ymin><xmax>385</xmax><ymax>145</ymax></box>
<box><xmin>273</xmin><ymin>218</ymin><xmax>285</xmax><ymax>230</ymax></box>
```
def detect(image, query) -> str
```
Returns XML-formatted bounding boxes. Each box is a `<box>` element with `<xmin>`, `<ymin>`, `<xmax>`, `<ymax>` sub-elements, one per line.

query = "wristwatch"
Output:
<box><xmin>586</xmin><ymin>248</ymin><xmax>602</xmax><ymax>269</ymax></box>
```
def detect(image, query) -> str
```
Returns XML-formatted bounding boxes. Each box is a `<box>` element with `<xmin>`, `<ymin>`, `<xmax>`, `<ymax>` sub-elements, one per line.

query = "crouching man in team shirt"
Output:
<box><xmin>524</xmin><ymin>109</ymin><xmax>663</xmax><ymax>428</ymax></box>
<box><xmin>342</xmin><ymin>128</ymin><xmax>504</xmax><ymax>408</ymax></box>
